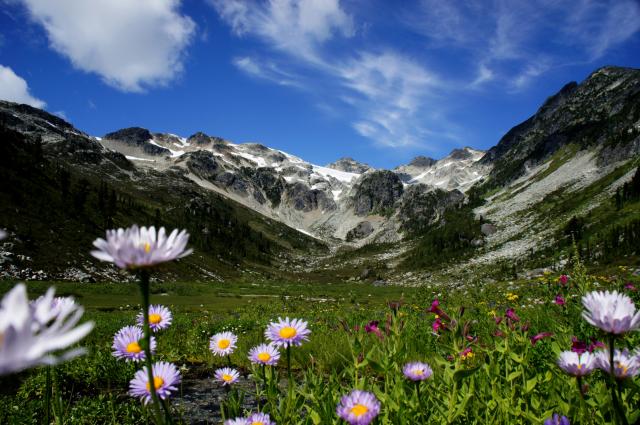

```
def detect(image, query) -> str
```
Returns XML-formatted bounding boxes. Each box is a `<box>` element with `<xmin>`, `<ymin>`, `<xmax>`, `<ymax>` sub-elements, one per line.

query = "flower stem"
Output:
<box><xmin>140</xmin><ymin>270</ymin><xmax>165</xmax><ymax>424</ymax></box>
<box><xmin>286</xmin><ymin>344</ymin><xmax>292</xmax><ymax>383</ymax></box>
<box><xmin>608</xmin><ymin>336</ymin><xmax>628</xmax><ymax>425</ymax></box>
<box><xmin>45</xmin><ymin>366</ymin><xmax>52</xmax><ymax>425</ymax></box>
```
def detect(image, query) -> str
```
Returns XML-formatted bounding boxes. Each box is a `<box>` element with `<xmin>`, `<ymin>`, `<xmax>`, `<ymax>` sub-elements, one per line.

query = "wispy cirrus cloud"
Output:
<box><xmin>210</xmin><ymin>0</ymin><xmax>446</xmax><ymax>149</ymax></box>
<box><xmin>407</xmin><ymin>0</ymin><xmax>640</xmax><ymax>90</ymax></box>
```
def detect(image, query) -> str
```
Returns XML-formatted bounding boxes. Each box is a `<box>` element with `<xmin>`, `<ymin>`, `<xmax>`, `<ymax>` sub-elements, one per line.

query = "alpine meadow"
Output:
<box><xmin>1</xmin><ymin>1</ymin><xmax>640</xmax><ymax>424</ymax></box>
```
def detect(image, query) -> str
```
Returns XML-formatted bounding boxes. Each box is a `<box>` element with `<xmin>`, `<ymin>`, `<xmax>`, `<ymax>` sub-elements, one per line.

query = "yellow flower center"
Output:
<box><xmin>413</xmin><ymin>369</ymin><xmax>424</xmax><ymax>376</ymax></box>
<box><xmin>126</xmin><ymin>341</ymin><xmax>142</xmax><ymax>353</ymax></box>
<box><xmin>252</xmin><ymin>422</ymin><xmax>264</xmax><ymax>425</ymax></box>
<box><xmin>146</xmin><ymin>376</ymin><xmax>164</xmax><ymax>391</ymax></box>
<box><xmin>616</xmin><ymin>362</ymin><xmax>628</xmax><ymax>376</ymax></box>
<box><xmin>351</xmin><ymin>404</ymin><xmax>368</xmax><ymax>417</ymax></box>
<box><xmin>222</xmin><ymin>374</ymin><xmax>234</xmax><ymax>382</ymax></box>
<box><xmin>149</xmin><ymin>314</ymin><xmax>162</xmax><ymax>324</ymax></box>
<box><xmin>218</xmin><ymin>339</ymin><xmax>230</xmax><ymax>349</ymax></box>
<box><xmin>279</xmin><ymin>326</ymin><xmax>297</xmax><ymax>339</ymax></box>
<box><xmin>144</xmin><ymin>242</ymin><xmax>151</xmax><ymax>253</ymax></box>
<box><xmin>258</xmin><ymin>352</ymin><xmax>271</xmax><ymax>362</ymax></box>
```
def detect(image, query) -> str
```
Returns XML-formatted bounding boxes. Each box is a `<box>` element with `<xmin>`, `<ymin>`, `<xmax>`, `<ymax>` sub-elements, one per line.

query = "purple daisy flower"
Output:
<box><xmin>0</xmin><ymin>284</ymin><xmax>93</xmax><ymax>375</ymax></box>
<box><xmin>265</xmin><ymin>317</ymin><xmax>311</xmax><ymax>347</ymax></box>
<box><xmin>402</xmin><ymin>361</ymin><xmax>433</xmax><ymax>381</ymax></box>
<box><xmin>557</xmin><ymin>351</ymin><xmax>595</xmax><ymax>377</ymax></box>
<box><xmin>112</xmin><ymin>326</ymin><xmax>156</xmax><ymax>362</ymax></box>
<box><xmin>224</xmin><ymin>419</ymin><xmax>249</xmax><ymax>425</ymax></box>
<box><xmin>544</xmin><ymin>414</ymin><xmax>570</xmax><ymax>425</ymax></box>
<box><xmin>595</xmin><ymin>349</ymin><xmax>640</xmax><ymax>379</ymax></box>
<box><xmin>248</xmin><ymin>343</ymin><xmax>280</xmax><ymax>366</ymax></box>
<box><xmin>246</xmin><ymin>412</ymin><xmax>275</xmax><ymax>425</ymax></box>
<box><xmin>129</xmin><ymin>361</ymin><xmax>180</xmax><ymax>404</ymax></box>
<box><xmin>582</xmin><ymin>290</ymin><xmax>640</xmax><ymax>334</ymax></box>
<box><xmin>336</xmin><ymin>390</ymin><xmax>380</xmax><ymax>425</ymax></box>
<box><xmin>136</xmin><ymin>305</ymin><xmax>172</xmax><ymax>332</ymax></box>
<box><xmin>214</xmin><ymin>367</ymin><xmax>240</xmax><ymax>386</ymax></box>
<box><xmin>91</xmin><ymin>225</ymin><xmax>192</xmax><ymax>270</ymax></box>
<box><xmin>30</xmin><ymin>289</ymin><xmax>78</xmax><ymax>328</ymax></box>
<box><xmin>209</xmin><ymin>331</ymin><xmax>238</xmax><ymax>356</ymax></box>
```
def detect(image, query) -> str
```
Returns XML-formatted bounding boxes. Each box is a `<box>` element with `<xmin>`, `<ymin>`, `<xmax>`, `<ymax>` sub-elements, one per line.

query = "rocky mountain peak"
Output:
<box><xmin>407</xmin><ymin>155</ymin><xmax>437</xmax><ymax>168</ymax></box>
<box><xmin>327</xmin><ymin>157</ymin><xmax>371</xmax><ymax>173</ymax></box>
<box><xmin>103</xmin><ymin>127</ymin><xmax>153</xmax><ymax>146</ymax></box>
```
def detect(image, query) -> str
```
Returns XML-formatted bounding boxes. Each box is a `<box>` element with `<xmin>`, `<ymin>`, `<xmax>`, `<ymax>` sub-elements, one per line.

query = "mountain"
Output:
<box><xmin>0</xmin><ymin>103</ymin><xmax>326</xmax><ymax>282</ymax></box>
<box><xmin>1</xmin><ymin>65</ymin><xmax>639</xmax><ymax>283</ymax></box>
<box><xmin>95</xmin><ymin>124</ymin><xmax>485</xmax><ymax>244</ymax></box>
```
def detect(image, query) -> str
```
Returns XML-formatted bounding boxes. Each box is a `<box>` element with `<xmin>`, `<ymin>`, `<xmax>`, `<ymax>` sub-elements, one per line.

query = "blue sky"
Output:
<box><xmin>1</xmin><ymin>0</ymin><xmax>639</xmax><ymax>168</ymax></box>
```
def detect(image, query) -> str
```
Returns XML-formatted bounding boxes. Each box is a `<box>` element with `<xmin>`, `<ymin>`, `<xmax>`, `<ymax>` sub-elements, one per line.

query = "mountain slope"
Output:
<box><xmin>0</xmin><ymin>103</ymin><xmax>326</xmax><ymax>282</ymax></box>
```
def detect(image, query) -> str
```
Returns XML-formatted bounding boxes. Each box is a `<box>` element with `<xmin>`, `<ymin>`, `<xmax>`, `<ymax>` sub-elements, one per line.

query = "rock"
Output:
<box><xmin>346</xmin><ymin>221</ymin><xmax>374</xmax><ymax>241</ymax></box>
<box><xmin>352</xmin><ymin>170</ymin><xmax>403</xmax><ymax>216</ymax></box>
<box><xmin>284</xmin><ymin>182</ymin><xmax>336</xmax><ymax>212</ymax></box>
<box><xmin>360</xmin><ymin>268</ymin><xmax>371</xmax><ymax>280</ymax></box>
<box><xmin>326</xmin><ymin>157</ymin><xmax>371</xmax><ymax>173</ymax></box>
<box><xmin>408</xmin><ymin>155</ymin><xmax>437</xmax><ymax>168</ymax></box>
<box><xmin>481</xmin><ymin>223</ymin><xmax>497</xmax><ymax>236</ymax></box>
<box><xmin>372</xmin><ymin>279</ymin><xmax>388</xmax><ymax>287</ymax></box>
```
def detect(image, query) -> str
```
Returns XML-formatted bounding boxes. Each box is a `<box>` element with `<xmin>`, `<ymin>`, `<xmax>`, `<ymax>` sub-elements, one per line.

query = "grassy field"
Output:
<box><xmin>2</xmin><ymin>265</ymin><xmax>640</xmax><ymax>424</ymax></box>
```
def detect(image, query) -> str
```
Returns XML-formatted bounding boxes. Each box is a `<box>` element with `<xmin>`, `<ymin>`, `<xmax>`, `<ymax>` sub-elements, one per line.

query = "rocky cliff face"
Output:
<box><xmin>482</xmin><ymin>66</ymin><xmax>640</xmax><ymax>187</ymax></box>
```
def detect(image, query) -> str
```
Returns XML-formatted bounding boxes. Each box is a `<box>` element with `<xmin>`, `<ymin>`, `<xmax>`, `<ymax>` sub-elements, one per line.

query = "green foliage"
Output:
<box><xmin>401</xmin><ymin>204</ymin><xmax>482</xmax><ymax>269</ymax></box>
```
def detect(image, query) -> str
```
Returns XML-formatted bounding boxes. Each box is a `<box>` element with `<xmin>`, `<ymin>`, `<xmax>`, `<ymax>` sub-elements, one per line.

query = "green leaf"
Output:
<box><xmin>507</xmin><ymin>370</ymin><xmax>522</xmax><ymax>381</ymax></box>
<box><xmin>453</xmin><ymin>365</ymin><xmax>481</xmax><ymax>382</ymax></box>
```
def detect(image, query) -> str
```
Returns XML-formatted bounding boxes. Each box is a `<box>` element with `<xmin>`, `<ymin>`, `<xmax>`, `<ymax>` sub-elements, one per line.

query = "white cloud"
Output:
<box><xmin>214</xmin><ymin>1</ymin><xmax>444</xmax><ymax>148</ymax></box>
<box><xmin>0</xmin><ymin>64</ymin><xmax>46</xmax><ymax>108</ymax></box>
<box><xmin>211</xmin><ymin>0</ymin><xmax>353</xmax><ymax>61</ymax></box>
<box><xmin>19</xmin><ymin>0</ymin><xmax>196</xmax><ymax>92</ymax></box>
<box><xmin>407</xmin><ymin>0</ymin><xmax>640</xmax><ymax>89</ymax></box>
<box><xmin>335</xmin><ymin>51</ymin><xmax>439</xmax><ymax>147</ymax></box>
<box><xmin>232</xmin><ymin>56</ymin><xmax>302</xmax><ymax>87</ymax></box>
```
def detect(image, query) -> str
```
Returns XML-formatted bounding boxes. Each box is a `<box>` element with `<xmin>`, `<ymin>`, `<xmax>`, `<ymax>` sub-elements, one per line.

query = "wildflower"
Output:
<box><xmin>595</xmin><ymin>349</ymin><xmax>640</xmax><ymax>379</ymax></box>
<box><xmin>544</xmin><ymin>414</ymin><xmax>570</xmax><ymax>425</ymax></box>
<box><xmin>588</xmin><ymin>340</ymin><xmax>605</xmax><ymax>352</ymax></box>
<box><xmin>432</xmin><ymin>317</ymin><xmax>445</xmax><ymax>334</ymax></box>
<box><xmin>336</xmin><ymin>390</ymin><xmax>380</xmax><ymax>425</ymax></box>
<box><xmin>214</xmin><ymin>367</ymin><xmax>240</xmax><ymax>386</ymax></box>
<box><xmin>559</xmin><ymin>275</ymin><xmax>569</xmax><ymax>286</ymax></box>
<box><xmin>624</xmin><ymin>282</ymin><xmax>636</xmax><ymax>291</ymax></box>
<box><xmin>246</xmin><ymin>412</ymin><xmax>275</xmax><ymax>425</ymax></box>
<box><xmin>557</xmin><ymin>351</ymin><xmax>595</xmax><ymax>377</ymax></box>
<box><xmin>129</xmin><ymin>361</ymin><xmax>180</xmax><ymax>404</ymax></box>
<box><xmin>136</xmin><ymin>305</ymin><xmax>172</xmax><ymax>332</ymax></box>
<box><xmin>402</xmin><ymin>362</ymin><xmax>433</xmax><ymax>381</ymax></box>
<box><xmin>460</xmin><ymin>347</ymin><xmax>474</xmax><ymax>360</ymax></box>
<box><xmin>428</xmin><ymin>299</ymin><xmax>440</xmax><ymax>313</ymax></box>
<box><xmin>91</xmin><ymin>225</ymin><xmax>192</xmax><ymax>269</ymax></box>
<box><xmin>265</xmin><ymin>317</ymin><xmax>310</xmax><ymax>347</ymax></box>
<box><xmin>530</xmin><ymin>332</ymin><xmax>553</xmax><ymax>346</ymax></box>
<box><xmin>505</xmin><ymin>308</ymin><xmax>520</xmax><ymax>322</ymax></box>
<box><xmin>248</xmin><ymin>343</ymin><xmax>280</xmax><ymax>366</ymax></box>
<box><xmin>112</xmin><ymin>326</ymin><xmax>156</xmax><ymax>362</ymax></box>
<box><xmin>554</xmin><ymin>295</ymin><xmax>566</xmax><ymax>306</ymax></box>
<box><xmin>582</xmin><ymin>291</ymin><xmax>640</xmax><ymax>334</ymax></box>
<box><xmin>31</xmin><ymin>292</ymin><xmax>78</xmax><ymax>326</ymax></box>
<box><xmin>506</xmin><ymin>293</ymin><xmax>519</xmax><ymax>302</ymax></box>
<box><xmin>571</xmin><ymin>337</ymin><xmax>588</xmax><ymax>354</ymax></box>
<box><xmin>209</xmin><ymin>332</ymin><xmax>237</xmax><ymax>356</ymax></box>
<box><xmin>0</xmin><ymin>284</ymin><xmax>93</xmax><ymax>375</ymax></box>
<box><xmin>364</xmin><ymin>320</ymin><xmax>382</xmax><ymax>339</ymax></box>
<box><xmin>487</xmin><ymin>310</ymin><xmax>497</xmax><ymax>317</ymax></box>
<box><xmin>224</xmin><ymin>419</ymin><xmax>249</xmax><ymax>425</ymax></box>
